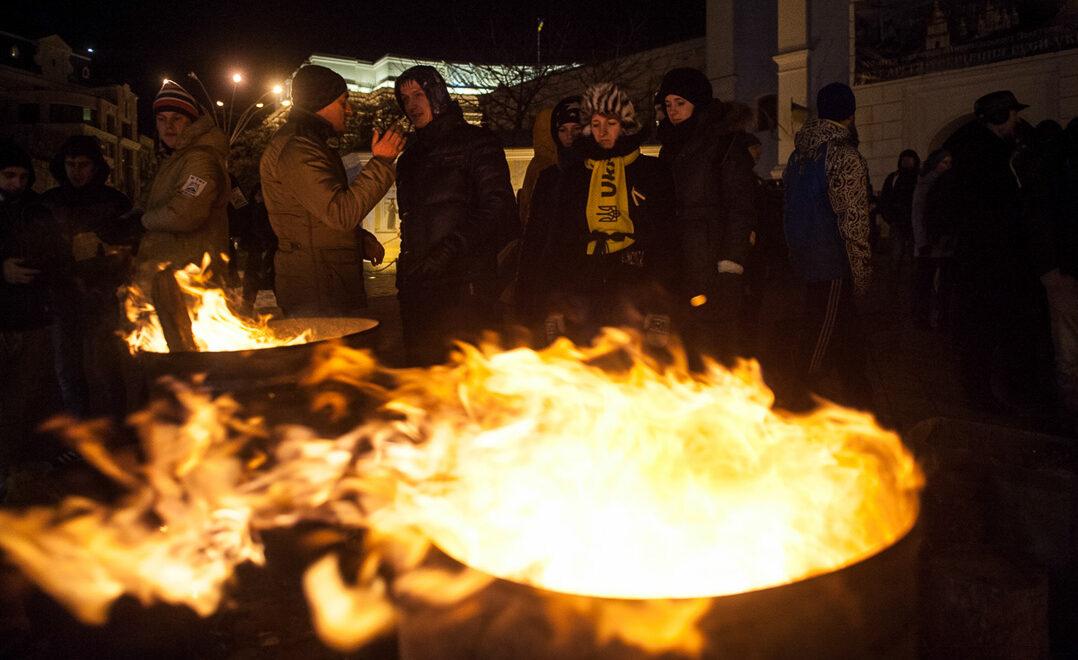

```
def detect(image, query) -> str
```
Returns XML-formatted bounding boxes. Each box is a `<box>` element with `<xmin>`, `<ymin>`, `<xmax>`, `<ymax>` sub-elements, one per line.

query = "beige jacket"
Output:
<box><xmin>135</xmin><ymin>114</ymin><xmax>230</xmax><ymax>285</ymax></box>
<box><xmin>260</xmin><ymin>110</ymin><xmax>395</xmax><ymax>316</ymax></box>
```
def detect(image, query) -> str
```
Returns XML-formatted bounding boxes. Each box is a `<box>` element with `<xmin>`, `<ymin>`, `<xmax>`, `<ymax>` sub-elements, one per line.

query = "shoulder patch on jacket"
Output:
<box><xmin>181</xmin><ymin>175</ymin><xmax>208</xmax><ymax>198</ymax></box>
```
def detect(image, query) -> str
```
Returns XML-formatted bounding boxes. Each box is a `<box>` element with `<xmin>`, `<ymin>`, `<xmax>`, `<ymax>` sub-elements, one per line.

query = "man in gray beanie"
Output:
<box><xmin>260</xmin><ymin>64</ymin><xmax>404</xmax><ymax>317</ymax></box>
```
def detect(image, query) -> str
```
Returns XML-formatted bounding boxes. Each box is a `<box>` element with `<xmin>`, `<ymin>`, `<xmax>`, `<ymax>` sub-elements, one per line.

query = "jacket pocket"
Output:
<box><xmin>319</xmin><ymin>247</ymin><xmax>366</xmax><ymax>311</ymax></box>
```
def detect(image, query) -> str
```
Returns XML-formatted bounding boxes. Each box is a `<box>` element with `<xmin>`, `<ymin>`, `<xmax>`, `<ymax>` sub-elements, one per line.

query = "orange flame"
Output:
<box><xmin>0</xmin><ymin>331</ymin><xmax>922</xmax><ymax>656</ymax></box>
<box><xmin>123</xmin><ymin>254</ymin><xmax>311</xmax><ymax>353</ymax></box>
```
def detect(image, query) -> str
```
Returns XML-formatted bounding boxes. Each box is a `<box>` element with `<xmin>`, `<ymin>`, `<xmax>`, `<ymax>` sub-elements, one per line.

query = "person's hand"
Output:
<box><xmin>3</xmin><ymin>258</ymin><xmax>40</xmax><ymax>284</ymax></box>
<box><xmin>371</xmin><ymin>128</ymin><xmax>405</xmax><ymax>160</ymax></box>
<box><xmin>361</xmin><ymin>233</ymin><xmax>385</xmax><ymax>266</ymax></box>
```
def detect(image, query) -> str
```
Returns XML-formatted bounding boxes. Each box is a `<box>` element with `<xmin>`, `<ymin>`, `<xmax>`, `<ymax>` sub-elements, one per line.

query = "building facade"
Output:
<box><xmin>706</xmin><ymin>0</ymin><xmax>1078</xmax><ymax>184</ymax></box>
<box><xmin>0</xmin><ymin>32</ymin><xmax>153</xmax><ymax>201</ymax></box>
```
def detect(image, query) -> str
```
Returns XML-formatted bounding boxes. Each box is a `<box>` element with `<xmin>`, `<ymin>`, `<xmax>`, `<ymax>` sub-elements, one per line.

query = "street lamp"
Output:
<box><xmin>228</xmin><ymin>83</ymin><xmax>286</xmax><ymax>144</ymax></box>
<box><xmin>228</xmin><ymin>71</ymin><xmax>243</xmax><ymax>136</ymax></box>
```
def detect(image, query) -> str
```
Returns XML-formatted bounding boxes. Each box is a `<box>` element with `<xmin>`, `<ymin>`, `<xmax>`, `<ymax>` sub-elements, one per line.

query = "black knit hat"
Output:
<box><xmin>656</xmin><ymin>67</ymin><xmax>713</xmax><ymax>110</ymax></box>
<box><xmin>291</xmin><ymin>65</ymin><xmax>348</xmax><ymax>112</ymax></box>
<box><xmin>551</xmin><ymin>95</ymin><xmax>582</xmax><ymax>129</ymax></box>
<box><xmin>817</xmin><ymin>82</ymin><xmax>857</xmax><ymax>122</ymax></box>
<box><xmin>0</xmin><ymin>139</ymin><xmax>35</xmax><ymax>189</ymax></box>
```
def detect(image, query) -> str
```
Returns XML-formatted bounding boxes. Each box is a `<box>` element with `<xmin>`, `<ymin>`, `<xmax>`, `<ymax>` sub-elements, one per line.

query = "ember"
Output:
<box><xmin>123</xmin><ymin>253</ymin><xmax>311</xmax><ymax>353</ymax></box>
<box><xmin>0</xmin><ymin>331</ymin><xmax>922</xmax><ymax>656</ymax></box>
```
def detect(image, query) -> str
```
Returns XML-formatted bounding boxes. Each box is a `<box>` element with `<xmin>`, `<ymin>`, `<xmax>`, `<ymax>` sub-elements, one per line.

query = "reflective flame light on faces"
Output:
<box><xmin>123</xmin><ymin>254</ymin><xmax>311</xmax><ymax>353</ymax></box>
<box><xmin>0</xmin><ymin>330</ymin><xmax>923</xmax><ymax>655</ymax></box>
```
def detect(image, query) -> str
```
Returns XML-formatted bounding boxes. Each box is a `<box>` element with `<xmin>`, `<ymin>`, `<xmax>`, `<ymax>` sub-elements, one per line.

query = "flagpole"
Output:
<box><xmin>537</xmin><ymin>18</ymin><xmax>543</xmax><ymax>66</ymax></box>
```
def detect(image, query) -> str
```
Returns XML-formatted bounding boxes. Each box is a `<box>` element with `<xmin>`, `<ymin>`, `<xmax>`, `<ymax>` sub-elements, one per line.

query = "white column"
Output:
<box><xmin>706</xmin><ymin>0</ymin><xmax>737</xmax><ymax>100</ymax></box>
<box><xmin>772</xmin><ymin>0</ymin><xmax>811</xmax><ymax>177</ymax></box>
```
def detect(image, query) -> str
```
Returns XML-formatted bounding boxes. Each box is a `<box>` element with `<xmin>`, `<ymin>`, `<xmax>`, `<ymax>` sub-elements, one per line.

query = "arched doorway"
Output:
<box><xmin>928</xmin><ymin>113</ymin><xmax>975</xmax><ymax>152</ymax></box>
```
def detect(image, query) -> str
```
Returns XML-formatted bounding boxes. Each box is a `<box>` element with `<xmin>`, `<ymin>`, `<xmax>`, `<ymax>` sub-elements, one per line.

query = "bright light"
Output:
<box><xmin>281</xmin><ymin>99</ymin><xmax>291</xmax><ymax>107</ymax></box>
<box><xmin>255</xmin><ymin>103</ymin><xmax>264</xmax><ymax>108</ymax></box>
<box><xmin>216</xmin><ymin>100</ymin><xmax>224</xmax><ymax>107</ymax></box>
<box><xmin>231</xmin><ymin>73</ymin><xmax>243</xmax><ymax>84</ymax></box>
<box><xmin>272</xmin><ymin>84</ymin><xmax>283</xmax><ymax>95</ymax></box>
<box><xmin>162</xmin><ymin>77</ymin><xmax>171</xmax><ymax>85</ymax></box>
<box><xmin>87</xmin><ymin>48</ymin><xmax>94</xmax><ymax>54</ymax></box>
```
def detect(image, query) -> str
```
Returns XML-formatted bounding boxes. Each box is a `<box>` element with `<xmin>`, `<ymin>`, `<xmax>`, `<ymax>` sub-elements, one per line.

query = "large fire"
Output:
<box><xmin>123</xmin><ymin>254</ymin><xmax>311</xmax><ymax>353</ymax></box>
<box><xmin>0</xmin><ymin>331</ymin><xmax>922</xmax><ymax>656</ymax></box>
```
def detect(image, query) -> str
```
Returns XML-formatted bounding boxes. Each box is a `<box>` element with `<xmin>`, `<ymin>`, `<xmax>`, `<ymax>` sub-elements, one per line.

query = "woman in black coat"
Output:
<box><xmin>656</xmin><ymin>67</ymin><xmax>758</xmax><ymax>363</ymax></box>
<box><xmin>529</xmin><ymin>82</ymin><xmax>677</xmax><ymax>348</ymax></box>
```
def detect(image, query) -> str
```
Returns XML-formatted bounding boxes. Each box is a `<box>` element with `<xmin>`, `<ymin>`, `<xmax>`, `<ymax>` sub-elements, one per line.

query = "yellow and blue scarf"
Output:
<box><xmin>584</xmin><ymin>150</ymin><xmax>639</xmax><ymax>255</ymax></box>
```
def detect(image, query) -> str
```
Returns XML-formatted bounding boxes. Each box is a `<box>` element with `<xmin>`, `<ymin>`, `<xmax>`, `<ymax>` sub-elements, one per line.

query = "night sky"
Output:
<box><xmin>8</xmin><ymin>0</ymin><xmax>705</xmax><ymax>120</ymax></box>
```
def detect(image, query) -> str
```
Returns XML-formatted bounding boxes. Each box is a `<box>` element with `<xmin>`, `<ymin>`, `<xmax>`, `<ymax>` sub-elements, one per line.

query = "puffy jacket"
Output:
<box><xmin>657</xmin><ymin>100</ymin><xmax>757</xmax><ymax>299</ymax></box>
<box><xmin>260</xmin><ymin>109</ymin><xmax>395</xmax><ymax>316</ymax></box>
<box><xmin>518</xmin><ymin>107</ymin><xmax>557</xmax><ymax>226</ymax></box>
<box><xmin>532</xmin><ymin>136</ymin><xmax>678</xmax><ymax>303</ymax></box>
<box><xmin>135</xmin><ymin>114</ymin><xmax>230</xmax><ymax>285</ymax></box>
<box><xmin>783</xmin><ymin>118</ymin><xmax>872</xmax><ymax>293</ymax></box>
<box><xmin>395</xmin><ymin>110</ymin><xmax>517</xmax><ymax>292</ymax></box>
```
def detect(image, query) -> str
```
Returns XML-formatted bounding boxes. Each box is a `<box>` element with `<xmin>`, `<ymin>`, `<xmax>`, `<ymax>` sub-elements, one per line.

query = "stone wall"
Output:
<box><xmin>853</xmin><ymin>48</ymin><xmax>1078</xmax><ymax>186</ymax></box>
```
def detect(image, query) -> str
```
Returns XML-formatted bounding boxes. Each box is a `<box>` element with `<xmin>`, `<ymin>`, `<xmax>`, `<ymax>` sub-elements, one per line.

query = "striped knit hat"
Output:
<box><xmin>154</xmin><ymin>79</ymin><xmax>201</xmax><ymax>121</ymax></box>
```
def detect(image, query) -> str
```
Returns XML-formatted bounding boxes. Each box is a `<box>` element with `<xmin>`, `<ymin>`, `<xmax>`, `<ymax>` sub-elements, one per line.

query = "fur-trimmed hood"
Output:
<box><xmin>168</xmin><ymin>114</ymin><xmax>229</xmax><ymax>159</ymax></box>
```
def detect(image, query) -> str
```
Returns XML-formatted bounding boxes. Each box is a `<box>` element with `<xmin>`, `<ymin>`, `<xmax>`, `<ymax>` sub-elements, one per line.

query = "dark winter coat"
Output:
<box><xmin>879</xmin><ymin>149</ymin><xmax>921</xmax><ymax>231</ymax></box>
<box><xmin>942</xmin><ymin>120</ymin><xmax>1027</xmax><ymax>284</ymax></box>
<box><xmin>1</xmin><ymin>190</ymin><xmax>72</xmax><ymax>330</ymax></box>
<box><xmin>1022</xmin><ymin>128</ymin><xmax>1078</xmax><ymax>279</ymax></box>
<box><xmin>260</xmin><ymin>109</ymin><xmax>396</xmax><ymax>316</ymax></box>
<box><xmin>529</xmin><ymin>135</ymin><xmax>677</xmax><ymax>310</ymax></box>
<box><xmin>657</xmin><ymin>100</ymin><xmax>758</xmax><ymax>300</ymax></box>
<box><xmin>395</xmin><ymin>109</ymin><xmax>518</xmax><ymax>292</ymax></box>
<box><xmin>40</xmin><ymin>156</ymin><xmax>134</xmax><ymax>311</ymax></box>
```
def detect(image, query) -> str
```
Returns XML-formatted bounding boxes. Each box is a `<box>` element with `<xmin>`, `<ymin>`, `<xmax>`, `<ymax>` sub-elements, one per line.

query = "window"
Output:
<box><xmin>106</xmin><ymin>114</ymin><xmax>117</xmax><ymax>133</ymax></box>
<box><xmin>49</xmin><ymin>104</ymin><xmax>84</xmax><ymax>123</ymax></box>
<box><xmin>82</xmin><ymin>107</ymin><xmax>98</xmax><ymax>125</ymax></box>
<box><xmin>121</xmin><ymin>121</ymin><xmax>132</xmax><ymax>140</ymax></box>
<box><xmin>17</xmin><ymin>104</ymin><xmax>39</xmax><ymax>123</ymax></box>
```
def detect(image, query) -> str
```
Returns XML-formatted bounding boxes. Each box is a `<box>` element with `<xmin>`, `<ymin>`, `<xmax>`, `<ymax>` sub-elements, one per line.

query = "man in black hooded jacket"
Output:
<box><xmin>40</xmin><ymin>135</ymin><xmax>135</xmax><ymax>416</ymax></box>
<box><xmin>394</xmin><ymin>65</ymin><xmax>517</xmax><ymax>365</ymax></box>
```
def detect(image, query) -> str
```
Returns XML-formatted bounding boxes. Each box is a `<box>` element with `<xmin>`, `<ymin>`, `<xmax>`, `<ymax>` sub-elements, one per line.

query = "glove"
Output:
<box><xmin>401</xmin><ymin>234</ymin><xmax>464</xmax><ymax>281</ymax></box>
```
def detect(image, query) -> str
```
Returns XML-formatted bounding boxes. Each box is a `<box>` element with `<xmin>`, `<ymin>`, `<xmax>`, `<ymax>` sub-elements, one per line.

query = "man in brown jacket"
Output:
<box><xmin>135</xmin><ymin>80</ymin><xmax>230</xmax><ymax>288</ymax></box>
<box><xmin>260</xmin><ymin>65</ymin><xmax>403</xmax><ymax>317</ymax></box>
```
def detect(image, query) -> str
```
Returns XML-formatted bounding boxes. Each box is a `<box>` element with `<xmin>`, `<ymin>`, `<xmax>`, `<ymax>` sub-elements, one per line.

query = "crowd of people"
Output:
<box><xmin>2</xmin><ymin>63</ymin><xmax>1077</xmax><ymax>484</ymax></box>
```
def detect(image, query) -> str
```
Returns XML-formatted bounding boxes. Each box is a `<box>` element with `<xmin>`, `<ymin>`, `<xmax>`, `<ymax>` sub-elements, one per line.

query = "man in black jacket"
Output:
<box><xmin>1</xmin><ymin>141</ymin><xmax>69</xmax><ymax>473</ymax></box>
<box><xmin>40</xmin><ymin>135</ymin><xmax>134</xmax><ymax>417</ymax></box>
<box><xmin>394</xmin><ymin>65</ymin><xmax>517</xmax><ymax>365</ymax></box>
<box><xmin>943</xmin><ymin>90</ymin><xmax>1046</xmax><ymax>410</ymax></box>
